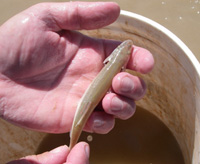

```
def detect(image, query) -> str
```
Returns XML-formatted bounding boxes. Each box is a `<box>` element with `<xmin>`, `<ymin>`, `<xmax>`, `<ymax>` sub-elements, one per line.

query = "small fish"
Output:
<box><xmin>69</xmin><ymin>40</ymin><xmax>133</xmax><ymax>149</ymax></box>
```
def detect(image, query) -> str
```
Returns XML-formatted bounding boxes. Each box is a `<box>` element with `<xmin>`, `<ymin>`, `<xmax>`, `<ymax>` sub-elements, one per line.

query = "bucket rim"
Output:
<box><xmin>120</xmin><ymin>10</ymin><xmax>200</xmax><ymax>78</ymax></box>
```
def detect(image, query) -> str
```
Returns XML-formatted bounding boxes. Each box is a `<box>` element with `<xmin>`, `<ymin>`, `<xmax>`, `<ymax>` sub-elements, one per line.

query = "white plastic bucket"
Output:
<box><xmin>0</xmin><ymin>10</ymin><xmax>200</xmax><ymax>164</ymax></box>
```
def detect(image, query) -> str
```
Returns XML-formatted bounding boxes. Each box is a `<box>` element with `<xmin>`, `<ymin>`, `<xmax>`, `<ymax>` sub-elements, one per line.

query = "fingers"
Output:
<box><xmin>31</xmin><ymin>2</ymin><xmax>120</xmax><ymax>31</ymax></box>
<box><xmin>103</xmin><ymin>40</ymin><xmax>154</xmax><ymax>74</ymax></box>
<box><xmin>102</xmin><ymin>72</ymin><xmax>145</xmax><ymax>120</ymax></box>
<box><xmin>102</xmin><ymin>93</ymin><xmax>136</xmax><ymax>120</ymax></box>
<box><xmin>112</xmin><ymin>72</ymin><xmax>146</xmax><ymax>100</ymax></box>
<box><xmin>84</xmin><ymin>72</ymin><xmax>145</xmax><ymax>134</ymax></box>
<box><xmin>7</xmin><ymin>145</ymin><xmax>69</xmax><ymax>164</ymax></box>
<box><xmin>7</xmin><ymin>143</ymin><xmax>90</xmax><ymax>164</ymax></box>
<box><xmin>84</xmin><ymin>111</ymin><xmax>115</xmax><ymax>134</ymax></box>
<box><xmin>127</xmin><ymin>46</ymin><xmax>154</xmax><ymax>74</ymax></box>
<box><xmin>65</xmin><ymin>142</ymin><xmax>90</xmax><ymax>164</ymax></box>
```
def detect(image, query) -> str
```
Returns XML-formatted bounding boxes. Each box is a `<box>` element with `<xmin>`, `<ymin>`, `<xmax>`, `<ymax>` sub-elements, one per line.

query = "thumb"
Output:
<box><xmin>7</xmin><ymin>145</ymin><xmax>69</xmax><ymax>164</ymax></box>
<box><xmin>28</xmin><ymin>2</ymin><xmax>120</xmax><ymax>31</ymax></box>
<box><xmin>65</xmin><ymin>142</ymin><xmax>90</xmax><ymax>164</ymax></box>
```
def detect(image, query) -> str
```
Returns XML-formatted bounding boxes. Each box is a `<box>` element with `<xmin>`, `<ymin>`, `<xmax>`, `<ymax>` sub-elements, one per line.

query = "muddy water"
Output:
<box><xmin>37</xmin><ymin>107</ymin><xmax>184</xmax><ymax>164</ymax></box>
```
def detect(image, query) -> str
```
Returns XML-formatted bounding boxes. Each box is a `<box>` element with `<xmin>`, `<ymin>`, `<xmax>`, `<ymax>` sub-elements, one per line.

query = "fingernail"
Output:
<box><xmin>120</xmin><ymin>77</ymin><xmax>134</xmax><ymax>92</ymax></box>
<box><xmin>111</xmin><ymin>96</ymin><xmax>123</xmax><ymax>111</ymax></box>
<box><xmin>84</xmin><ymin>144</ymin><xmax>90</xmax><ymax>159</ymax></box>
<box><xmin>49</xmin><ymin>145</ymin><xmax>67</xmax><ymax>154</ymax></box>
<box><xmin>93</xmin><ymin>119</ymin><xmax>105</xmax><ymax>128</ymax></box>
<box><xmin>50</xmin><ymin>146</ymin><xmax>62</xmax><ymax>154</ymax></box>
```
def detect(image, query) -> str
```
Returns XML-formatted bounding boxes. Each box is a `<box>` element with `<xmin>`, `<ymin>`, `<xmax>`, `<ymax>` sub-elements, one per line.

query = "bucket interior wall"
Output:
<box><xmin>81</xmin><ymin>12</ymin><xmax>200</xmax><ymax>164</ymax></box>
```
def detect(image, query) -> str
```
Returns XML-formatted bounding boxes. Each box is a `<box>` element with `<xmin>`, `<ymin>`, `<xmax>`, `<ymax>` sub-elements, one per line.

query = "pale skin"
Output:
<box><xmin>0</xmin><ymin>2</ymin><xmax>154</xmax><ymax>164</ymax></box>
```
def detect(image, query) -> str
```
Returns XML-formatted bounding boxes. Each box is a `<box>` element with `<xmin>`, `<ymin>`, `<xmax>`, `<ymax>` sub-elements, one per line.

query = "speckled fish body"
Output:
<box><xmin>69</xmin><ymin>40</ymin><xmax>133</xmax><ymax>149</ymax></box>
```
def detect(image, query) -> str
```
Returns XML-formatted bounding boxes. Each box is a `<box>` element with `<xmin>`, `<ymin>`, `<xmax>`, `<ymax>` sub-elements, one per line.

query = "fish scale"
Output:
<box><xmin>69</xmin><ymin>40</ymin><xmax>133</xmax><ymax>149</ymax></box>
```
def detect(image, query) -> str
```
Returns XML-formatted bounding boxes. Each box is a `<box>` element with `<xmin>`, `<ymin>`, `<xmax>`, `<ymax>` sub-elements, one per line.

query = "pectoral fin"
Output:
<box><xmin>103</xmin><ymin>51</ymin><xmax>116</xmax><ymax>64</ymax></box>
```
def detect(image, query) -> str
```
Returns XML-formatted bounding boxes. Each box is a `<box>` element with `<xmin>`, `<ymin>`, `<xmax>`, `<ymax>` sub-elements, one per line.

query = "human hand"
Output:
<box><xmin>7</xmin><ymin>142</ymin><xmax>89</xmax><ymax>164</ymax></box>
<box><xmin>0</xmin><ymin>2</ymin><xmax>154</xmax><ymax>133</ymax></box>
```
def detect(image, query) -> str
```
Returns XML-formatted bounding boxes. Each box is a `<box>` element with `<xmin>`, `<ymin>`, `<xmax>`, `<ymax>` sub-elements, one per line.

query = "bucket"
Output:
<box><xmin>0</xmin><ymin>10</ymin><xmax>200</xmax><ymax>164</ymax></box>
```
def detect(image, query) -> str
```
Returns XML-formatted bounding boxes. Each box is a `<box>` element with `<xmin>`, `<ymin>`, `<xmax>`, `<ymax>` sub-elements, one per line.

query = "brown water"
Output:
<box><xmin>37</xmin><ymin>107</ymin><xmax>184</xmax><ymax>164</ymax></box>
